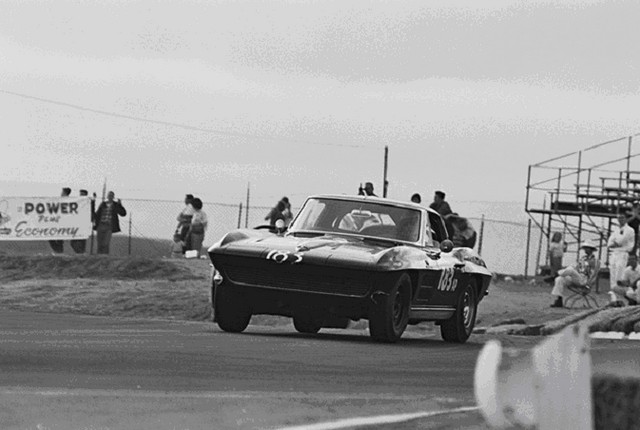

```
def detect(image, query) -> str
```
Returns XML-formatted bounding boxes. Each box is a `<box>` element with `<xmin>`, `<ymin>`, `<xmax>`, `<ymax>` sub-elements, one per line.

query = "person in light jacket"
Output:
<box><xmin>607</xmin><ymin>213</ymin><xmax>635</xmax><ymax>290</ymax></box>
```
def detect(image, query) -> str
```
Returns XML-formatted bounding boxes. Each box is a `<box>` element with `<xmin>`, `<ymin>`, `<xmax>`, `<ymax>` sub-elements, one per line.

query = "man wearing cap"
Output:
<box><xmin>550</xmin><ymin>241</ymin><xmax>600</xmax><ymax>308</ymax></box>
<box><xmin>607</xmin><ymin>213</ymin><xmax>636</xmax><ymax>291</ymax></box>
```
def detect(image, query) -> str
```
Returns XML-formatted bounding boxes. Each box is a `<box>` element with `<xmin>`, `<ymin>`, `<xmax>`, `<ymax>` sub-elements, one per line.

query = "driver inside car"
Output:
<box><xmin>396</xmin><ymin>212</ymin><xmax>420</xmax><ymax>242</ymax></box>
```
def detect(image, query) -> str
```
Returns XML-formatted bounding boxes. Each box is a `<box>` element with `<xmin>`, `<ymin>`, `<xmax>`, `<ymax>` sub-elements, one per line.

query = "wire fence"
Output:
<box><xmin>0</xmin><ymin>198</ymin><xmax>550</xmax><ymax>276</ymax></box>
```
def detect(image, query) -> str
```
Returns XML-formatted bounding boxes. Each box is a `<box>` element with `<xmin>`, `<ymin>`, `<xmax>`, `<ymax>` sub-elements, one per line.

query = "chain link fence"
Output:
<box><xmin>0</xmin><ymin>197</ymin><xmax>552</xmax><ymax>276</ymax></box>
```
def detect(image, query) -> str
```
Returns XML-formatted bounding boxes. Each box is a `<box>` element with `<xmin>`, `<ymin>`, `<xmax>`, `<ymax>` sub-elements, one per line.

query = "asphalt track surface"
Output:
<box><xmin>0</xmin><ymin>310</ymin><xmax>637</xmax><ymax>430</ymax></box>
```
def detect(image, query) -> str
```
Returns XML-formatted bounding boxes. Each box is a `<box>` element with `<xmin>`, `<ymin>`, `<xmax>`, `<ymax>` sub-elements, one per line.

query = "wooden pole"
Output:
<box><xmin>237</xmin><ymin>202</ymin><xmax>243</xmax><ymax>229</ymax></box>
<box><xmin>383</xmin><ymin>146</ymin><xmax>389</xmax><ymax>198</ymax></box>
<box><xmin>477</xmin><ymin>215</ymin><xmax>485</xmax><ymax>256</ymax></box>
<box><xmin>128</xmin><ymin>212</ymin><xmax>132</xmax><ymax>256</ymax></box>
<box><xmin>245</xmin><ymin>182</ymin><xmax>250</xmax><ymax>228</ymax></box>
<box><xmin>535</xmin><ymin>196</ymin><xmax>547</xmax><ymax>275</ymax></box>
<box><xmin>525</xmin><ymin>218</ymin><xmax>532</xmax><ymax>277</ymax></box>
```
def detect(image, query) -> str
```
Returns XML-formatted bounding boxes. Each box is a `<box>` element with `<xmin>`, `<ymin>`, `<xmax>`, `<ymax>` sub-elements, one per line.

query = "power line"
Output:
<box><xmin>0</xmin><ymin>88</ymin><xmax>378</xmax><ymax>149</ymax></box>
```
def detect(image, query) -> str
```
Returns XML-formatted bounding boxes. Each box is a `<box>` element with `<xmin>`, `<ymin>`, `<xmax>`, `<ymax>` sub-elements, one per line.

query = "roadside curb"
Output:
<box><xmin>474</xmin><ymin>305</ymin><xmax>640</xmax><ymax>337</ymax></box>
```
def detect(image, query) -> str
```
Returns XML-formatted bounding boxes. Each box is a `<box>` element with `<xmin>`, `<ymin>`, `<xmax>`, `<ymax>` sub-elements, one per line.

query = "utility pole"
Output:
<box><xmin>383</xmin><ymin>146</ymin><xmax>389</xmax><ymax>198</ymax></box>
<box><xmin>245</xmin><ymin>182</ymin><xmax>250</xmax><ymax>228</ymax></box>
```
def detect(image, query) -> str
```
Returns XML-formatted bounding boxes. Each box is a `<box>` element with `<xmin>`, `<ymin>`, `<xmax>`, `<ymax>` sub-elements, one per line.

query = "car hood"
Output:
<box><xmin>209</xmin><ymin>230</ymin><xmax>425</xmax><ymax>270</ymax></box>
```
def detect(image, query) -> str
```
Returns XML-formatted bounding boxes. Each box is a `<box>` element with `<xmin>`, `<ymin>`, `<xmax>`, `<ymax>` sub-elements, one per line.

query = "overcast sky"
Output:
<box><xmin>1</xmin><ymin>0</ymin><xmax>639</xmax><ymax>207</ymax></box>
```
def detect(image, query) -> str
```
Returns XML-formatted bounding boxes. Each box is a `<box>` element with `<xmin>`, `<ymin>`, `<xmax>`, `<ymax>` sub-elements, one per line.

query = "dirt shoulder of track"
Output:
<box><xmin>0</xmin><ymin>253</ymin><xmax>608</xmax><ymax>329</ymax></box>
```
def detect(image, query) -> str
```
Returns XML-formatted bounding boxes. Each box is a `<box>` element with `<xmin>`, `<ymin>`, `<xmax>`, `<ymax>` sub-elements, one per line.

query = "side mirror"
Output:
<box><xmin>440</xmin><ymin>239</ymin><xmax>454</xmax><ymax>253</ymax></box>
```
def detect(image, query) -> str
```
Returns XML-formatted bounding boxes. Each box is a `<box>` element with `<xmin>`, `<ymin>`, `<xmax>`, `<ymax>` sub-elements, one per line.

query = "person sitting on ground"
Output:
<box><xmin>170</xmin><ymin>233</ymin><xmax>185</xmax><ymax>259</ymax></box>
<box><xmin>550</xmin><ymin>241</ymin><xmax>600</xmax><ymax>308</ymax></box>
<box><xmin>611</xmin><ymin>254</ymin><xmax>640</xmax><ymax>306</ymax></box>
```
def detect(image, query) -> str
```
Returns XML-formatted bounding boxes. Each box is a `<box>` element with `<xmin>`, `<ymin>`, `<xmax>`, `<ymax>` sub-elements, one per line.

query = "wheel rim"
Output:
<box><xmin>392</xmin><ymin>290</ymin><xmax>404</xmax><ymax>326</ymax></box>
<box><xmin>462</xmin><ymin>290</ymin><xmax>474</xmax><ymax>330</ymax></box>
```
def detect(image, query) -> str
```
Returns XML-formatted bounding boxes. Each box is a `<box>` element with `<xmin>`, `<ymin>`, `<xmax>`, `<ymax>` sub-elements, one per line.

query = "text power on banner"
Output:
<box><xmin>0</xmin><ymin>197</ymin><xmax>93</xmax><ymax>241</ymax></box>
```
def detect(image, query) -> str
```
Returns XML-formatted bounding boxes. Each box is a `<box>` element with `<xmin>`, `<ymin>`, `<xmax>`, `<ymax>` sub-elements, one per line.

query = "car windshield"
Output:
<box><xmin>289</xmin><ymin>197</ymin><xmax>422</xmax><ymax>243</ymax></box>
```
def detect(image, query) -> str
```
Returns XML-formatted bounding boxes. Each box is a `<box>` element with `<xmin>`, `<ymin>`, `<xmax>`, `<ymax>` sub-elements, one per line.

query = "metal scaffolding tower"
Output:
<box><xmin>525</xmin><ymin>133</ymin><xmax>640</xmax><ymax>273</ymax></box>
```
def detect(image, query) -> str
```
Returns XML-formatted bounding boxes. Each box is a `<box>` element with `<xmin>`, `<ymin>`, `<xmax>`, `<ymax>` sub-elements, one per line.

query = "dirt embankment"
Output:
<box><xmin>0</xmin><ymin>254</ymin><xmax>206</xmax><ymax>282</ymax></box>
<box><xmin>0</xmin><ymin>254</ymin><xmax>599</xmax><ymax>330</ymax></box>
<box><xmin>0</xmin><ymin>254</ymin><xmax>213</xmax><ymax>321</ymax></box>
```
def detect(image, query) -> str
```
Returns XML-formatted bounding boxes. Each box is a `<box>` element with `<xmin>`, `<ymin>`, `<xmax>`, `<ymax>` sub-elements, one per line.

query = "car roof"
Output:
<box><xmin>305</xmin><ymin>194</ymin><xmax>441</xmax><ymax>216</ymax></box>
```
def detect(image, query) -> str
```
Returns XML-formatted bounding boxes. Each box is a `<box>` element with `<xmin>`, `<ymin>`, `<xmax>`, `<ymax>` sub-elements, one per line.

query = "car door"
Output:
<box><xmin>413</xmin><ymin>211</ymin><xmax>448</xmax><ymax>306</ymax></box>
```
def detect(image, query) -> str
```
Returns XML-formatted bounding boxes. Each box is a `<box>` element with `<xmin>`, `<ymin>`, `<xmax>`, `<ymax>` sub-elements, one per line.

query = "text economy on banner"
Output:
<box><xmin>0</xmin><ymin>197</ymin><xmax>93</xmax><ymax>241</ymax></box>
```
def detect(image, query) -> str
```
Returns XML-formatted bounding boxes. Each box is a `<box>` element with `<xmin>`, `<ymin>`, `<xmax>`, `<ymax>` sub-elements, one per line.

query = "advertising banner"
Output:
<box><xmin>0</xmin><ymin>197</ymin><xmax>93</xmax><ymax>241</ymax></box>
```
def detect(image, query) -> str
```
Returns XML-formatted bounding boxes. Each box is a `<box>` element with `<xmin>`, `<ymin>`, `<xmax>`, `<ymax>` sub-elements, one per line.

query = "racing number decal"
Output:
<box><xmin>266</xmin><ymin>250</ymin><xmax>303</xmax><ymax>264</ymax></box>
<box><xmin>437</xmin><ymin>268</ymin><xmax>458</xmax><ymax>292</ymax></box>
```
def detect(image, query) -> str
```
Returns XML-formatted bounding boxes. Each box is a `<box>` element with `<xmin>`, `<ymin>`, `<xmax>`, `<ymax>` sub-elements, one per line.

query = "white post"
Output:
<box><xmin>475</xmin><ymin>323</ymin><xmax>592</xmax><ymax>429</ymax></box>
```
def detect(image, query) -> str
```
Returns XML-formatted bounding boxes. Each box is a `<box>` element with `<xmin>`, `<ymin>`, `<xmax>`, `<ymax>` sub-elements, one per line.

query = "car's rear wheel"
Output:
<box><xmin>369</xmin><ymin>273</ymin><xmax>411</xmax><ymax>343</ymax></box>
<box><xmin>440</xmin><ymin>279</ymin><xmax>477</xmax><ymax>343</ymax></box>
<box><xmin>293</xmin><ymin>315</ymin><xmax>322</xmax><ymax>334</ymax></box>
<box><xmin>215</xmin><ymin>284</ymin><xmax>251</xmax><ymax>333</ymax></box>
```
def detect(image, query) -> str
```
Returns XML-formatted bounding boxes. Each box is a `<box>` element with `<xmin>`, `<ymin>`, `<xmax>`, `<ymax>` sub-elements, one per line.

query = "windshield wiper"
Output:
<box><xmin>361</xmin><ymin>236</ymin><xmax>402</xmax><ymax>247</ymax></box>
<box><xmin>290</xmin><ymin>231</ymin><xmax>326</xmax><ymax>238</ymax></box>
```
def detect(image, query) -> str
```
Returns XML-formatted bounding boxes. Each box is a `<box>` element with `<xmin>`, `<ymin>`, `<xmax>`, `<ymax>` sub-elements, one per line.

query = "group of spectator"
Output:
<box><xmin>548</xmin><ymin>207</ymin><xmax>640</xmax><ymax>308</ymax></box>
<box><xmin>357</xmin><ymin>183</ymin><xmax>477</xmax><ymax>249</ymax></box>
<box><xmin>49</xmin><ymin>187</ymin><xmax>126</xmax><ymax>256</ymax></box>
<box><xmin>173</xmin><ymin>194</ymin><xmax>208</xmax><ymax>258</ymax></box>
<box><xmin>424</xmin><ymin>190</ymin><xmax>476</xmax><ymax>249</ymax></box>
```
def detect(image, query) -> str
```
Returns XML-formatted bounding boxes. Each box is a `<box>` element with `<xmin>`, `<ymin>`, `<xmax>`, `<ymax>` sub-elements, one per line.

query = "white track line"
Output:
<box><xmin>277</xmin><ymin>406</ymin><xmax>479</xmax><ymax>430</ymax></box>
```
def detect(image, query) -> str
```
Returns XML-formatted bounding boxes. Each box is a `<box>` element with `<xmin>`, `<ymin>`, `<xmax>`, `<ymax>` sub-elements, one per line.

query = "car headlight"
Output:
<box><xmin>210</xmin><ymin>264</ymin><xmax>224</xmax><ymax>286</ymax></box>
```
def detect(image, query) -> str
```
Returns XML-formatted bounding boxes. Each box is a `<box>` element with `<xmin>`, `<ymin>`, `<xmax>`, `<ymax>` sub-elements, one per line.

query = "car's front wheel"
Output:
<box><xmin>369</xmin><ymin>273</ymin><xmax>411</xmax><ymax>343</ymax></box>
<box><xmin>440</xmin><ymin>278</ymin><xmax>477</xmax><ymax>343</ymax></box>
<box><xmin>215</xmin><ymin>284</ymin><xmax>251</xmax><ymax>333</ymax></box>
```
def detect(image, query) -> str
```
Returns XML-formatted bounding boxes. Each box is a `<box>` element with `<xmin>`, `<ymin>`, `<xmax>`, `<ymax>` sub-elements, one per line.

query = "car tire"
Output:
<box><xmin>369</xmin><ymin>272</ymin><xmax>411</xmax><ymax>343</ymax></box>
<box><xmin>215</xmin><ymin>284</ymin><xmax>251</xmax><ymax>333</ymax></box>
<box><xmin>440</xmin><ymin>278</ymin><xmax>477</xmax><ymax>343</ymax></box>
<box><xmin>293</xmin><ymin>315</ymin><xmax>322</xmax><ymax>334</ymax></box>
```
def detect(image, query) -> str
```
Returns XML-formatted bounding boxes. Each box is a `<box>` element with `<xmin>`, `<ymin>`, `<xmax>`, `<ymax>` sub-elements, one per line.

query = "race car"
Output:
<box><xmin>207</xmin><ymin>194</ymin><xmax>492</xmax><ymax>343</ymax></box>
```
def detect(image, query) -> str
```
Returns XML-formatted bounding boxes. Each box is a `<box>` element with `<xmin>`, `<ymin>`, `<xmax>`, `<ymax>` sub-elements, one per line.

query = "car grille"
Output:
<box><xmin>219</xmin><ymin>256</ymin><xmax>373</xmax><ymax>297</ymax></box>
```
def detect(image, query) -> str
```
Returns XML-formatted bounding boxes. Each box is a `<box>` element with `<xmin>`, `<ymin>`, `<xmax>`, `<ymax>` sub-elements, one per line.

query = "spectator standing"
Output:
<box><xmin>411</xmin><ymin>193</ymin><xmax>422</xmax><ymax>204</ymax></box>
<box><xmin>627</xmin><ymin>203</ymin><xmax>640</xmax><ymax>255</ymax></box>
<box><xmin>49</xmin><ymin>187</ymin><xmax>71</xmax><ymax>254</ymax></box>
<box><xmin>281</xmin><ymin>196</ymin><xmax>294</xmax><ymax>226</ymax></box>
<box><xmin>358</xmin><ymin>182</ymin><xmax>377</xmax><ymax>197</ymax></box>
<box><xmin>607</xmin><ymin>213</ymin><xmax>636</xmax><ymax>290</ymax></box>
<box><xmin>429</xmin><ymin>191</ymin><xmax>453</xmax><ymax>217</ymax></box>
<box><xmin>176</xmin><ymin>194</ymin><xmax>195</xmax><ymax>252</ymax></box>
<box><xmin>611</xmin><ymin>254</ymin><xmax>640</xmax><ymax>305</ymax></box>
<box><xmin>265</xmin><ymin>200</ymin><xmax>286</xmax><ymax>226</ymax></box>
<box><xmin>188</xmin><ymin>198</ymin><xmax>208</xmax><ymax>257</ymax></box>
<box><xmin>94</xmin><ymin>191</ymin><xmax>127</xmax><ymax>255</ymax></box>
<box><xmin>70</xmin><ymin>189</ymin><xmax>92</xmax><ymax>254</ymax></box>
<box><xmin>547</xmin><ymin>232</ymin><xmax>567</xmax><ymax>279</ymax></box>
<box><xmin>550</xmin><ymin>241</ymin><xmax>600</xmax><ymax>308</ymax></box>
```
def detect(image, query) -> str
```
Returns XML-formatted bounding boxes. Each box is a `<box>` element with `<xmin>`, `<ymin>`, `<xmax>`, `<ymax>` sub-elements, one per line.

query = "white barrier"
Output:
<box><xmin>474</xmin><ymin>324</ymin><xmax>592</xmax><ymax>429</ymax></box>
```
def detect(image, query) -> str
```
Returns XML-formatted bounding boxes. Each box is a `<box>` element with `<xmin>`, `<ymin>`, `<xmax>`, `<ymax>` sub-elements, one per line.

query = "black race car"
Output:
<box><xmin>208</xmin><ymin>194</ymin><xmax>492</xmax><ymax>343</ymax></box>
